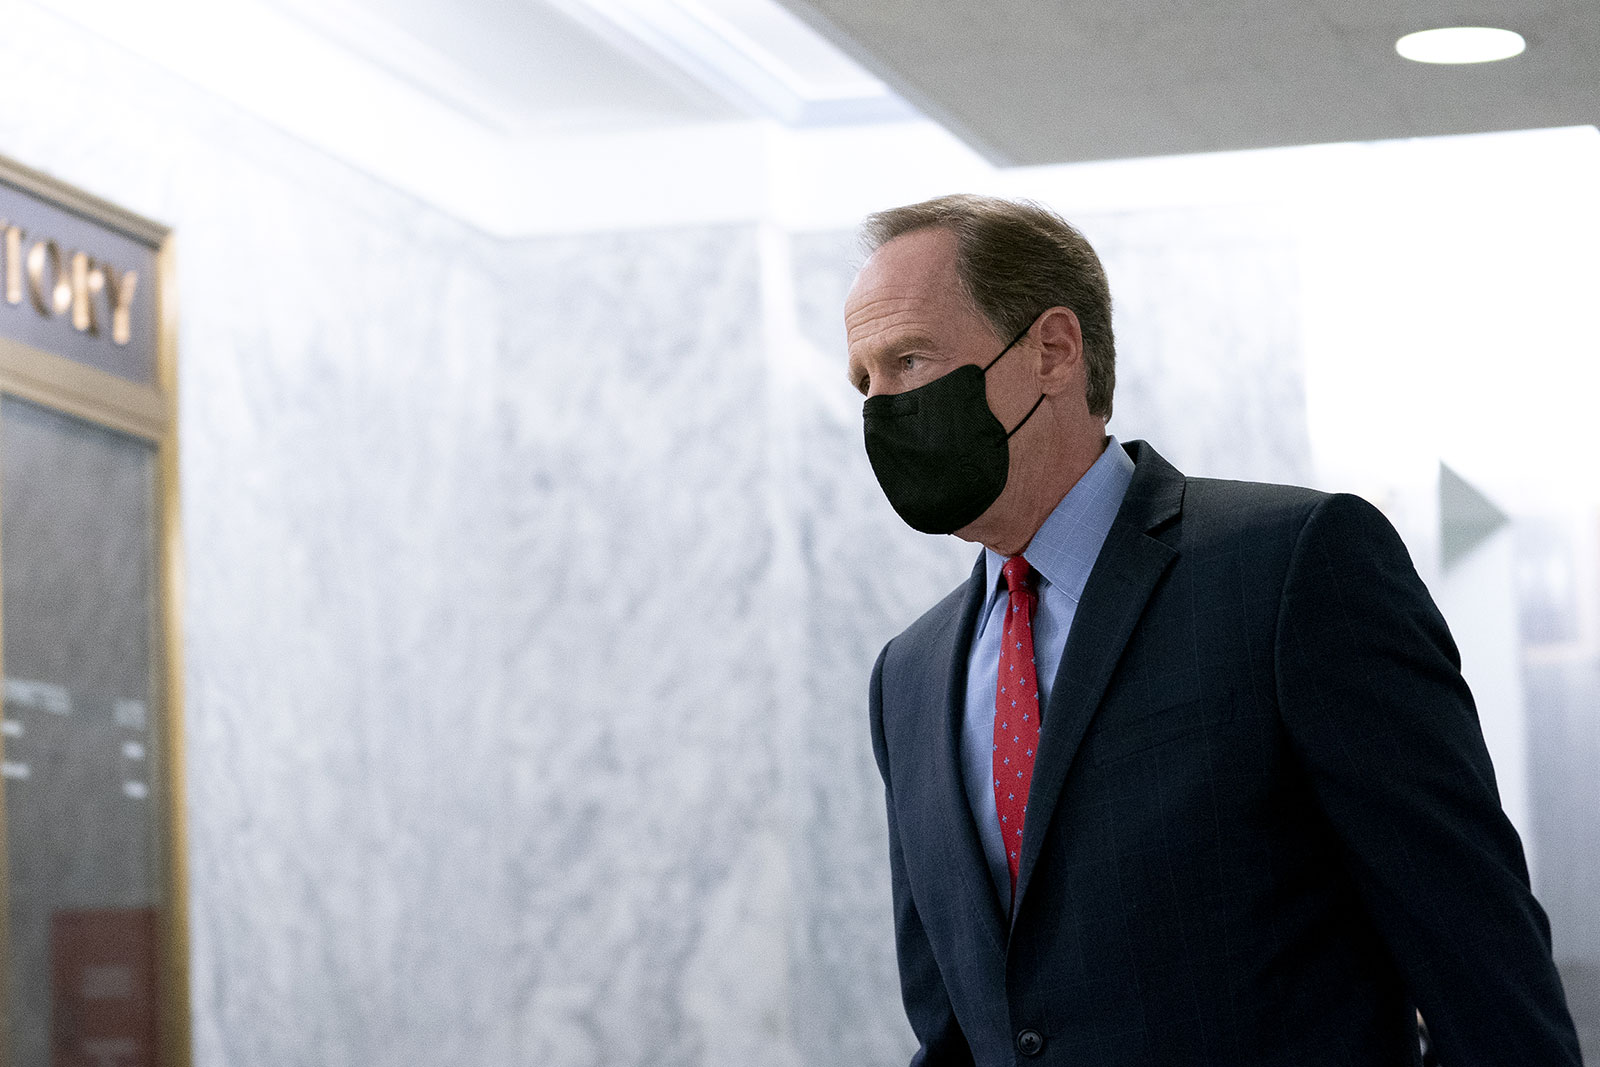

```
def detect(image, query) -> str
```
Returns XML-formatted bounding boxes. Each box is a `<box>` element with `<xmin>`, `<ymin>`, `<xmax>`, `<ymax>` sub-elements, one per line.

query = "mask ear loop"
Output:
<box><xmin>982</xmin><ymin>322</ymin><xmax>1035</xmax><ymax>372</ymax></box>
<box><xmin>983</xmin><ymin>316</ymin><xmax>1048</xmax><ymax>437</ymax></box>
<box><xmin>1004</xmin><ymin>393</ymin><xmax>1047</xmax><ymax>438</ymax></box>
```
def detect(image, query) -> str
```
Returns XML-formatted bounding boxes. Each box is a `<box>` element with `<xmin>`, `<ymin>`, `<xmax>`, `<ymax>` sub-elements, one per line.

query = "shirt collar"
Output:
<box><xmin>983</xmin><ymin>435</ymin><xmax>1136</xmax><ymax>605</ymax></box>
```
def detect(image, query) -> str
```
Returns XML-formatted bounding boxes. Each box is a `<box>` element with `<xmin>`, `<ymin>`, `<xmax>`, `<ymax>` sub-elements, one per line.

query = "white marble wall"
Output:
<box><xmin>174</xmin><ymin>189</ymin><xmax>510</xmax><ymax>1067</ymax></box>
<box><xmin>497</xmin><ymin>227</ymin><xmax>792</xmax><ymax>1066</ymax></box>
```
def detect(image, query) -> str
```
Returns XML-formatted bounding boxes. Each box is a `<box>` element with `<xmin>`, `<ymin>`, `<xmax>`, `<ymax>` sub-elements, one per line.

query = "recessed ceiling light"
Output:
<box><xmin>1395</xmin><ymin>27</ymin><xmax>1526</xmax><ymax>64</ymax></box>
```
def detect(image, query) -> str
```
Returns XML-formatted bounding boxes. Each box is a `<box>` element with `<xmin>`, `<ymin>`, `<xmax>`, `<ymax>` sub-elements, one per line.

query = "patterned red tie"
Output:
<box><xmin>994</xmin><ymin>556</ymin><xmax>1041</xmax><ymax>898</ymax></box>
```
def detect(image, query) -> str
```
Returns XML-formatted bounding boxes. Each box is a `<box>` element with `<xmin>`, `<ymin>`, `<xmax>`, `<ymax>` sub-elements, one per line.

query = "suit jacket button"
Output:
<box><xmin>1016</xmin><ymin>1029</ymin><xmax>1045</xmax><ymax>1057</ymax></box>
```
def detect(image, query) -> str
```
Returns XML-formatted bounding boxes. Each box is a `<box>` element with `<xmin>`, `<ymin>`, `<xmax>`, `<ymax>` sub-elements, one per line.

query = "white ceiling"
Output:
<box><xmin>260</xmin><ymin>0</ymin><xmax>912</xmax><ymax>134</ymax></box>
<box><xmin>776</xmin><ymin>0</ymin><xmax>1600</xmax><ymax>163</ymax></box>
<box><xmin>264</xmin><ymin>0</ymin><xmax>738</xmax><ymax>134</ymax></box>
<box><xmin>28</xmin><ymin>0</ymin><xmax>1597</xmax><ymax>234</ymax></box>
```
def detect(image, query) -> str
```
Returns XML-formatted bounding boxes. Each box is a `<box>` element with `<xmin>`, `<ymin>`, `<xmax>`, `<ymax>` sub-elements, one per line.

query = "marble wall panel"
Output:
<box><xmin>175</xmin><ymin>186</ymin><xmax>510</xmax><ymax>1067</ymax></box>
<box><xmin>498</xmin><ymin>227</ymin><xmax>799</xmax><ymax>1067</ymax></box>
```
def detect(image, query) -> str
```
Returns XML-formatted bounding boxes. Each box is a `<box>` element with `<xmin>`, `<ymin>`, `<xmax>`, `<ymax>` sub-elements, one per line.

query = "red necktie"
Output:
<box><xmin>993</xmin><ymin>556</ymin><xmax>1041</xmax><ymax>898</ymax></box>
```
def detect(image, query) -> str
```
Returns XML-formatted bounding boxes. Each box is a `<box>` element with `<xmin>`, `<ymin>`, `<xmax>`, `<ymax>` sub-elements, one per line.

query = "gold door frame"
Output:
<box><xmin>0</xmin><ymin>154</ymin><xmax>189</xmax><ymax>1067</ymax></box>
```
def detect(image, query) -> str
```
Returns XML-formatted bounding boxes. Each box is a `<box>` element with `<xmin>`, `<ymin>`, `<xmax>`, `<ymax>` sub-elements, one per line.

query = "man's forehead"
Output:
<box><xmin>849</xmin><ymin>227</ymin><xmax>961</xmax><ymax>302</ymax></box>
<box><xmin>844</xmin><ymin>228</ymin><xmax>987</xmax><ymax>361</ymax></box>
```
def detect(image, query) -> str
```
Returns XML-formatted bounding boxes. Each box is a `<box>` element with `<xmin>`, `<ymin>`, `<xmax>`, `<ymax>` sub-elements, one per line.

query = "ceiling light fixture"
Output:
<box><xmin>1395</xmin><ymin>27</ymin><xmax>1526</xmax><ymax>64</ymax></box>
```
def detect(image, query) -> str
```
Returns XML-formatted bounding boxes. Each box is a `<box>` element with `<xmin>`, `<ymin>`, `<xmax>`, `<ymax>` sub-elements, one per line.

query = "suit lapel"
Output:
<box><xmin>929</xmin><ymin>553</ymin><xmax>1010</xmax><ymax>954</ymax></box>
<box><xmin>1010</xmin><ymin>442</ymin><xmax>1185</xmax><ymax>925</ymax></box>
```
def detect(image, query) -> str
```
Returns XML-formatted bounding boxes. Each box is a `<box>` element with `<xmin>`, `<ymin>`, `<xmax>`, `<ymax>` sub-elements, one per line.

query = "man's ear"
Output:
<box><xmin>1034</xmin><ymin>306</ymin><xmax>1084</xmax><ymax>394</ymax></box>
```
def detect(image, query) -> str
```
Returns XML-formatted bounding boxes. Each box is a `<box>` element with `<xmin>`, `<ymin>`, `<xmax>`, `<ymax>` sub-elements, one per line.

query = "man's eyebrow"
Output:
<box><xmin>857</xmin><ymin>331</ymin><xmax>941</xmax><ymax>362</ymax></box>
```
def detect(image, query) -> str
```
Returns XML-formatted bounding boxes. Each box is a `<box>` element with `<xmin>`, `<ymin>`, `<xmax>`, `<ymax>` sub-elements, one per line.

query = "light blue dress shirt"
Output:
<box><xmin>961</xmin><ymin>436</ymin><xmax>1136</xmax><ymax>905</ymax></box>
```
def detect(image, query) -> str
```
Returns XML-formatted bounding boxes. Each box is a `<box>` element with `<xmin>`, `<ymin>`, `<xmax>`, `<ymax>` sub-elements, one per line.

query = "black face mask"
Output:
<box><xmin>862</xmin><ymin>323</ymin><xmax>1046</xmax><ymax>534</ymax></box>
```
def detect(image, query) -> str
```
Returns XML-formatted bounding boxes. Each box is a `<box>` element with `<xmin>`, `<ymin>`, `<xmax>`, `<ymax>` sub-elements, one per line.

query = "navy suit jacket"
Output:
<box><xmin>869</xmin><ymin>441</ymin><xmax>1580</xmax><ymax>1066</ymax></box>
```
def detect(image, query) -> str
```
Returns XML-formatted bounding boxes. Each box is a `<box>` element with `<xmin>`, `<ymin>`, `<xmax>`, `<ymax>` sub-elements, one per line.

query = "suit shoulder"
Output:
<box><xmin>1179</xmin><ymin>477</ymin><xmax>1330</xmax><ymax>547</ymax></box>
<box><xmin>1184</xmin><ymin>481</ymin><xmax>1400</xmax><ymax>544</ymax></box>
<box><xmin>1173</xmin><ymin>481</ymin><xmax>1409</xmax><ymax>587</ymax></box>
<box><xmin>1184</xmin><ymin>475</ymin><xmax>1327</xmax><ymax>517</ymax></box>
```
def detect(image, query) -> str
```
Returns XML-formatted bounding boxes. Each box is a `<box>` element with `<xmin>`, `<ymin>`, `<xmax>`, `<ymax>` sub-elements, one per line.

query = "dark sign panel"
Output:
<box><xmin>0</xmin><ymin>180</ymin><xmax>158</xmax><ymax>385</ymax></box>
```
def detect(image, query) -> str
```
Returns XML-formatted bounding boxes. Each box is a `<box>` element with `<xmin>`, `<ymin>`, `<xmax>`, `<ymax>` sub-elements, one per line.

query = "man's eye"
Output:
<box><xmin>900</xmin><ymin>355</ymin><xmax>919</xmax><ymax>372</ymax></box>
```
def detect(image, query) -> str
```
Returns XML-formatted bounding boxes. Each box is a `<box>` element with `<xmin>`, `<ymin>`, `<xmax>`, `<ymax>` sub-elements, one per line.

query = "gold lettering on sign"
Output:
<box><xmin>71</xmin><ymin>252</ymin><xmax>104</xmax><ymax>335</ymax></box>
<box><xmin>3</xmin><ymin>224</ymin><xmax>21</xmax><ymax>305</ymax></box>
<box><xmin>26</xmin><ymin>239</ymin><xmax>72</xmax><ymax>317</ymax></box>
<box><xmin>0</xmin><ymin>223</ymin><xmax>140</xmax><ymax>345</ymax></box>
<box><xmin>101</xmin><ymin>265</ymin><xmax>138</xmax><ymax>346</ymax></box>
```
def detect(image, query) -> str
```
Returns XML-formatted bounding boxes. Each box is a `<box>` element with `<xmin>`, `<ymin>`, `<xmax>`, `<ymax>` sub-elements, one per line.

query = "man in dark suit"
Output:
<box><xmin>845</xmin><ymin>194</ymin><xmax>1581</xmax><ymax>1066</ymax></box>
